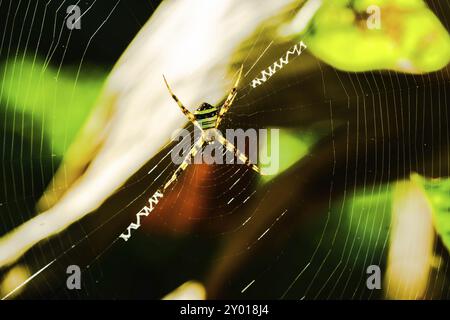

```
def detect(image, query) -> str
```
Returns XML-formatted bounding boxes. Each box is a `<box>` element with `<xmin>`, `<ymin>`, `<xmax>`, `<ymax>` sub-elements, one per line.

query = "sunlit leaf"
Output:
<box><xmin>291</xmin><ymin>0</ymin><xmax>450</xmax><ymax>72</ymax></box>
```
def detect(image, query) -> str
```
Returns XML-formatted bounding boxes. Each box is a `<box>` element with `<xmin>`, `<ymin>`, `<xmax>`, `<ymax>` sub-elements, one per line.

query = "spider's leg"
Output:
<box><xmin>163</xmin><ymin>75</ymin><xmax>202</xmax><ymax>129</ymax></box>
<box><xmin>215</xmin><ymin>65</ymin><xmax>243</xmax><ymax>128</ymax></box>
<box><xmin>216</xmin><ymin>134</ymin><xmax>261</xmax><ymax>174</ymax></box>
<box><xmin>163</xmin><ymin>137</ymin><xmax>205</xmax><ymax>191</ymax></box>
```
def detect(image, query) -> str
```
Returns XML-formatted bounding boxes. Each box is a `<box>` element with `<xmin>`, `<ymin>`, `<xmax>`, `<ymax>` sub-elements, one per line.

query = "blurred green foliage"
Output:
<box><xmin>0</xmin><ymin>58</ymin><xmax>106</xmax><ymax>155</ymax></box>
<box><xmin>303</xmin><ymin>0</ymin><xmax>450</xmax><ymax>73</ymax></box>
<box><xmin>261</xmin><ymin>128</ymin><xmax>317</xmax><ymax>182</ymax></box>
<box><xmin>414</xmin><ymin>174</ymin><xmax>450</xmax><ymax>252</ymax></box>
<box><xmin>346</xmin><ymin>184</ymin><xmax>392</xmax><ymax>252</ymax></box>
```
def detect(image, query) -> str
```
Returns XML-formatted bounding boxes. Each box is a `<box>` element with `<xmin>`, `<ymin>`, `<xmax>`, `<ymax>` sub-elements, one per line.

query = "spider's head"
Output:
<box><xmin>197</xmin><ymin>102</ymin><xmax>214</xmax><ymax>111</ymax></box>
<box><xmin>194</xmin><ymin>102</ymin><xmax>218</xmax><ymax>130</ymax></box>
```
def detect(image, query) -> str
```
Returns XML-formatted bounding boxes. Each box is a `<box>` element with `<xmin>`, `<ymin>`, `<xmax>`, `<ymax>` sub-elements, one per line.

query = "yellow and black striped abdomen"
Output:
<box><xmin>194</xmin><ymin>105</ymin><xmax>218</xmax><ymax>129</ymax></box>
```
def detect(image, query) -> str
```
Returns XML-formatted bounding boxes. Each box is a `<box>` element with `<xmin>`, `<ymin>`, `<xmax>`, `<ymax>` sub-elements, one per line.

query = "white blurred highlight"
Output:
<box><xmin>0</xmin><ymin>265</ymin><xmax>31</xmax><ymax>299</ymax></box>
<box><xmin>385</xmin><ymin>179</ymin><xmax>435</xmax><ymax>299</ymax></box>
<box><xmin>278</xmin><ymin>0</ymin><xmax>322</xmax><ymax>37</ymax></box>
<box><xmin>162</xmin><ymin>281</ymin><xmax>206</xmax><ymax>300</ymax></box>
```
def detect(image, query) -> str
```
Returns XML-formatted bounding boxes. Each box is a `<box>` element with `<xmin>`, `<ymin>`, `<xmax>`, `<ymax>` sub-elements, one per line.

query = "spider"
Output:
<box><xmin>162</xmin><ymin>66</ymin><xmax>261</xmax><ymax>191</ymax></box>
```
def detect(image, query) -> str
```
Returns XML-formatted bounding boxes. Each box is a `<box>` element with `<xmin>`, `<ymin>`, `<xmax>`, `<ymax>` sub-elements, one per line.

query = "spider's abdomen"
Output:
<box><xmin>194</xmin><ymin>105</ymin><xmax>218</xmax><ymax>129</ymax></box>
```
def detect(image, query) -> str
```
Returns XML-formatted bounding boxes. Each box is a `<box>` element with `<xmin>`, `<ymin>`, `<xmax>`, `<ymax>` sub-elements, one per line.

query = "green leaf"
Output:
<box><xmin>413</xmin><ymin>174</ymin><xmax>450</xmax><ymax>252</ymax></box>
<box><xmin>300</xmin><ymin>0</ymin><xmax>450</xmax><ymax>73</ymax></box>
<box><xmin>259</xmin><ymin>128</ymin><xmax>317</xmax><ymax>182</ymax></box>
<box><xmin>0</xmin><ymin>57</ymin><xmax>107</xmax><ymax>155</ymax></box>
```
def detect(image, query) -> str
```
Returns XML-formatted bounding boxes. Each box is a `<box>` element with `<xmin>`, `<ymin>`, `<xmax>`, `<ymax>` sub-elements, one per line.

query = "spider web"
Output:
<box><xmin>1</xmin><ymin>0</ymin><xmax>450</xmax><ymax>300</ymax></box>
